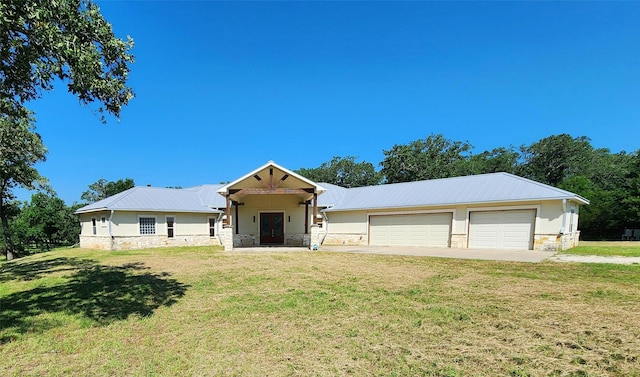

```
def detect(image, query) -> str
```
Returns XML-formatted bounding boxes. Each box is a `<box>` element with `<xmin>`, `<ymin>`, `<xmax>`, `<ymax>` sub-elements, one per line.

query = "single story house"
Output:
<box><xmin>75</xmin><ymin>161</ymin><xmax>588</xmax><ymax>252</ymax></box>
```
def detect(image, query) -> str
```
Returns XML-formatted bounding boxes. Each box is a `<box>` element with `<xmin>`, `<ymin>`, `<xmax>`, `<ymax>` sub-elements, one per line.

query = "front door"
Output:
<box><xmin>260</xmin><ymin>212</ymin><xmax>284</xmax><ymax>245</ymax></box>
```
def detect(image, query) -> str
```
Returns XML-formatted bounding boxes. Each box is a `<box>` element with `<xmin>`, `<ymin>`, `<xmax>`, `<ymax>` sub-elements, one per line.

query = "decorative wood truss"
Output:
<box><xmin>223</xmin><ymin>167</ymin><xmax>320</xmax><ymax>230</ymax></box>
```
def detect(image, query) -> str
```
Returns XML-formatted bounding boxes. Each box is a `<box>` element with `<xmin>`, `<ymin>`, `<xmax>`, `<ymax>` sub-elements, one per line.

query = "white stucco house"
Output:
<box><xmin>75</xmin><ymin>161</ymin><xmax>588</xmax><ymax>252</ymax></box>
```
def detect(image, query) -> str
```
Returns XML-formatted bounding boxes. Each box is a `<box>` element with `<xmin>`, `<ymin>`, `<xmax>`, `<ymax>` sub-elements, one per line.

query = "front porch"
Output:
<box><xmin>216</xmin><ymin>161</ymin><xmax>325</xmax><ymax>251</ymax></box>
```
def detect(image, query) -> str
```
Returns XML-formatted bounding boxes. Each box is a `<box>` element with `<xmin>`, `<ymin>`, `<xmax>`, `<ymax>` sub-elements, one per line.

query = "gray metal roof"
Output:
<box><xmin>316</xmin><ymin>182</ymin><xmax>349</xmax><ymax>207</ymax></box>
<box><xmin>75</xmin><ymin>186</ymin><xmax>223</xmax><ymax>214</ymax></box>
<box><xmin>184</xmin><ymin>184</ymin><xmax>226</xmax><ymax>207</ymax></box>
<box><xmin>323</xmin><ymin>172</ymin><xmax>589</xmax><ymax>212</ymax></box>
<box><xmin>75</xmin><ymin>172</ymin><xmax>588</xmax><ymax>215</ymax></box>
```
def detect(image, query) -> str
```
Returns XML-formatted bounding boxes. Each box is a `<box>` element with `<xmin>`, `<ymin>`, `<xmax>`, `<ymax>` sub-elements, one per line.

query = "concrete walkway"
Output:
<box><xmin>231</xmin><ymin>246</ymin><xmax>640</xmax><ymax>264</ymax></box>
<box><xmin>318</xmin><ymin>245</ymin><xmax>557</xmax><ymax>263</ymax></box>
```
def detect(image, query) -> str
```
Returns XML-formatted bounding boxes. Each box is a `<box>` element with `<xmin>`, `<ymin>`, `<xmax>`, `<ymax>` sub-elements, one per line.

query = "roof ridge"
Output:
<box><xmin>105</xmin><ymin>186</ymin><xmax>141</xmax><ymax>207</ymax></box>
<box><xmin>498</xmin><ymin>172</ymin><xmax>577</xmax><ymax>196</ymax></box>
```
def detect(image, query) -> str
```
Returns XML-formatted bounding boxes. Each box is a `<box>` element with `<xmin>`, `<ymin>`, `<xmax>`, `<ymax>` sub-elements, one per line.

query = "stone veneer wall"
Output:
<box><xmin>80</xmin><ymin>235</ymin><xmax>221</xmax><ymax>250</ymax></box>
<box><xmin>321</xmin><ymin>233</ymin><xmax>367</xmax><ymax>246</ymax></box>
<box><xmin>231</xmin><ymin>233</ymin><xmax>308</xmax><ymax>247</ymax></box>
<box><xmin>533</xmin><ymin>233</ymin><xmax>580</xmax><ymax>251</ymax></box>
<box><xmin>450</xmin><ymin>234</ymin><xmax>467</xmax><ymax>248</ymax></box>
<box><xmin>79</xmin><ymin>235</ymin><xmax>113</xmax><ymax>250</ymax></box>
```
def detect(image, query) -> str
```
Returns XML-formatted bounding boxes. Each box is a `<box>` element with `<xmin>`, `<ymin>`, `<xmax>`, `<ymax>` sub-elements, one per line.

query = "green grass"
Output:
<box><xmin>1</xmin><ymin>246</ymin><xmax>639</xmax><ymax>376</ymax></box>
<box><xmin>564</xmin><ymin>241</ymin><xmax>640</xmax><ymax>257</ymax></box>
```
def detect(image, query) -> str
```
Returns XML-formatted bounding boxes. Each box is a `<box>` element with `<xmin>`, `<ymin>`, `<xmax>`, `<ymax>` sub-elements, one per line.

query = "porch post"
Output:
<box><xmin>313</xmin><ymin>192</ymin><xmax>319</xmax><ymax>224</ymax></box>
<box><xmin>234</xmin><ymin>201</ymin><xmax>239</xmax><ymax>234</ymax></box>
<box><xmin>304</xmin><ymin>200</ymin><xmax>309</xmax><ymax>234</ymax></box>
<box><xmin>225</xmin><ymin>195</ymin><xmax>231</xmax><ymax>227</ymax></box>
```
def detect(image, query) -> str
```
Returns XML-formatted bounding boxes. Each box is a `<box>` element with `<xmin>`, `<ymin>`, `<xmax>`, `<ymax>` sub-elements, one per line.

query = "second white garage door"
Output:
<box><xmin>468</xmin><ymin>210</ymin><xmax>535</xmax><ymax>250</ymax></box>
<box><xmin>369</xmin><ymin>213</ymin><xmax>452</xmax><ymax>247</ymax></box>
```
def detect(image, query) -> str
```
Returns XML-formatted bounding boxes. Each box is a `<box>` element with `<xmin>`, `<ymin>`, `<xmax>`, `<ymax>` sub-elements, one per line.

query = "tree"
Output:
<box><xmin>380</xmin><ymin>134</ymin><xmax>473</xmax><ymax>183</ymax></box>
<box><xmin>465</xmin><ymin>147</ymin><xmax>521</xmax><ymax>175</ymax></box>
<box><xmin>0</xmin><ymin>0</ymin><xmax>135</xmax><ymax>121</ymax></box>
<box><xmin>81</xmin><ymin>178</ymin><xmax>134</xmax><ymax>203</ymax></box>
<box><xmin>296</xmin><ymin>156</ymin><xmax>382</xmax><ymax>188</ymax></box>
<box><xmin>0</xmin><ymin>111</ymin><xmax>47</xmax><ymax>260</ymax></box>
<box><xmin>518</xmin><ymin>134</ymin><xmax>594</xmax><ymax>186</ymax></box>
<box><xmin>18</xmin><ymin>192</ymin><xmax>80</xmax><ymax>251</ymax></box>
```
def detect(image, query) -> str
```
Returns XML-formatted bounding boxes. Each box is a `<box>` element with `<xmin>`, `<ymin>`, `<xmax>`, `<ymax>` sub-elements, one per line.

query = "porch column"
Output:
<box><xmin>313</xmin><ymin>192</ymin><xmax>319</xmax><ymax>224</ymax></box>
<box><xmin>234</xmin><ymin>201</ymin><xmax>239</xmax><ymax>234</ymax></box>
<box><xmin>225</xmin><ymin>195</ymin><xmax>231</xmax><ymax>227</ymax></box>
<box><xmin>304</xmin><ymin>200</ymin><xmax>309</xmax><ymax>234</ymax></box>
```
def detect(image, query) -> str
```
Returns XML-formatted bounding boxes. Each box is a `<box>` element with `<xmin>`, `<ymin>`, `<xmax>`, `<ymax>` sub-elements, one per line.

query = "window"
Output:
<box><xmin>92</xmin><ymin>218</ymin><xmax>97</xmax><ymax>235</ymax></box>
<box><xmin>208</xmin><ymin>218</ymin><xmax>216</xmax><ymax>237</ymax></box>
<box><xmin>139</xmin><ymin>217</ymin><xmax>156</xmax><ymax>235</ymax></box>
<box><xmin>166</xmin><ymin>216</ymin><xmax>175</xmax><ymax>238</ymax></box>
<box><xmin>569</xmin><ymin>209</ymin><xmax>575</xmax><ymax>233</ymax></box>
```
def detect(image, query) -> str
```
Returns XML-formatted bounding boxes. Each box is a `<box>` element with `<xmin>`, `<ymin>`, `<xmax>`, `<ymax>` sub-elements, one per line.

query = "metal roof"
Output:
<box><xmin>75</xmin><ymin>186</ymin><xmax>223</xmax><ymax>214</ymax></box>
<box><xmin>323</xmin><ymin>172</ymin><xmax>589</xmax><ymax>212</ymax></box>
<box><xmin>75</xmin><ymin>172</ymin><xmax>588</xmax><ymax>215</ymax></box>
<box><xmin>316</xmin><ymin>182</ymin><xmax>349</xmax><ymax>207</ymax></box>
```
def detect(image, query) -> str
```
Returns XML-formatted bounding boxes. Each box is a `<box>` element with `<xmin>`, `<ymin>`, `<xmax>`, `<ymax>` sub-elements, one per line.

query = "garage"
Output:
<box><xmin>468</xmin><ymin>210</ymin><xmax>536</xmax><ymax>250</ymax></box>
<box><xmin>369</xmin><ymin>213</ymin><xmax>452</xmax><ymax>247</ymax></box>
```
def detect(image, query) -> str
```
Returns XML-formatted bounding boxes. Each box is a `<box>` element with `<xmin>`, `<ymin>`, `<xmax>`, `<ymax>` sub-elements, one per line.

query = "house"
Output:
<box><xmin>75</xmin><ymin>161</ymin><xmax>588</xmax><ymax>252</ymax></box>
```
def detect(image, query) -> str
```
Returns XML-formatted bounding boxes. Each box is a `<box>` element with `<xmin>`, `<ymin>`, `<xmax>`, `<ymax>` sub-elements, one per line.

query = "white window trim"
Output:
<box><xmin>208</xmin><ymin>217</ymin><xmax>217</xmax><ymax>238</ymax></box>
<box><xmin>166</xmin><ymin>215</ymin><xmax>176</xmax><ymax>238</ymax></box>
<box><xmin>138</xmin><ymin>215</ymin><xmax>158</xmax><ymax>236</ymax></box>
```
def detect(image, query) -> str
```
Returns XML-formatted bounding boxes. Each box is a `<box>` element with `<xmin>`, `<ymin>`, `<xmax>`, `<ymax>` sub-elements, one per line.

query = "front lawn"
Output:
<box><xmin>566</xmin><ymin>241</ymin><xmax>640</xmax><ymax>257</ymax></box>
<box><xmin>1</xmin><ymin>247</ymin><xmax>639</xmax><ymax>376</ymax></box>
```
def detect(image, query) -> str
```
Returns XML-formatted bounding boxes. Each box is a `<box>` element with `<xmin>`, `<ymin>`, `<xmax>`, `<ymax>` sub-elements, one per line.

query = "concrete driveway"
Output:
<box><xmin>318</xmin><ymin>245</ymin><xmax>557</xmax><ymax>263</ymax></box>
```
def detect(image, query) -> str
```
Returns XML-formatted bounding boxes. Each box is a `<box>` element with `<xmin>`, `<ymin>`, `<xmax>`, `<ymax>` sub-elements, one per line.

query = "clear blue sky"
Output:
<box><xmin>22</xmin><ymin>1</ymin><xmax>640</xmax><ymax>204</ymax></box>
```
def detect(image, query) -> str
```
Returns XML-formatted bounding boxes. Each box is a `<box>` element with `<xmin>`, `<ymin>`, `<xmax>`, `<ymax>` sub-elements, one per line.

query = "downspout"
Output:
<box><xmin>560</xmin><ymin>199</ymin><xmax>567</xmax><ymax>234</ymax></box>
<box><xmin>320</xmin><ymin>211</ymin><xmax>329</xmax><ymax>244</ymax></box>
<box><xmin>216</xmin><ymin>211</ymin><xmax>224</xmax><ymax>243</ymax></box>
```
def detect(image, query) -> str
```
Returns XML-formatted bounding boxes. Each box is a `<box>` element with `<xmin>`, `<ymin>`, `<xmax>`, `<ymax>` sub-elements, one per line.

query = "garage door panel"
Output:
<box><xmin>370</xmin><ymin>213</ymin><xmax>452</xmax><ymax>247</ymax></box>
<box><xmin>469</xmin><ymin>210</ymin><xmax>535</xmax><ymax>250</ymax></box>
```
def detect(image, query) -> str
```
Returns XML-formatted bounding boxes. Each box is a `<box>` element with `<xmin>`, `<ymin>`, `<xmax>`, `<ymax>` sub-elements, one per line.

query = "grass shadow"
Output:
<box><xmin>0</xmin><ymin>257</ymin><xmax>94</xmax><ymax>283</ymax></box>
<box><xmin>0</xmin><ymin>258</ymin><xmax>188</xmax><ymax>343</ymax></box>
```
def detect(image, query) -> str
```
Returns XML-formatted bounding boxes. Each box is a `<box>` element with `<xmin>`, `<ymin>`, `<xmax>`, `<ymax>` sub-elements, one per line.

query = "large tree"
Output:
<box><xmin>518</xmin><ymin>134</ymin><xmax>594</xmax><ymax>186</ymax></box>
<box><xmin>380</xmin><ymin>134</ymin><xmax>473</xmax><ymax>183</ymax></box>
<box><xmin>296</xmin><ymin>156</ymin><xmax>381</xmax><ymax>188</ymax></box>
<box><xmin>0</xmin><ymin>111</ymin><xmax>47</xmax><ymax>260</ymax></box>
<box><xmin>0</xmin><ymin>0</ymin><xmax>135</xmax><ymax>121</ymax></box>
<box><xmin>0</xmin><ymin>1</ymin><xmax>134</xmax><ymax>259</ymax></box>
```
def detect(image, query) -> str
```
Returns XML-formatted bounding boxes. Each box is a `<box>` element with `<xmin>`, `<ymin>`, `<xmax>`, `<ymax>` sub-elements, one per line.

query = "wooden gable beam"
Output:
<box><xmin>235</xmin><ymin>187</ymin><xmax>311</xmax><ymax>196</ymax></box>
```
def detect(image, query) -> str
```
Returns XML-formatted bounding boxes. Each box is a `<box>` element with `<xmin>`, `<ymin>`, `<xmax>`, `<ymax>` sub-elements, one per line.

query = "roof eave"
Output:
<box><xmin>323</xmin><ymin>196</ymin><xmax>588</xmax><ymax>213</ymax></box>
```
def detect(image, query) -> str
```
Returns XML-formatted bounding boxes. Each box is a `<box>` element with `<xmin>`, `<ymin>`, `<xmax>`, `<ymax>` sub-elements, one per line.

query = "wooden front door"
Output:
<box><xmin>260</xmin><ymin>212</ymin><xmax>284</xmax><ymax>245</ymax></box>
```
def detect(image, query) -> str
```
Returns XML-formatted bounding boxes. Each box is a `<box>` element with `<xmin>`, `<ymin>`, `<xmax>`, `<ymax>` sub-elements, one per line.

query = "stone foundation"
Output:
<box><xmin>321</xmin><ymin>233</ymin><xmax>367</xmax><ymax>246</ymax></box>
<box><xmin>533</xmin><ymin>233</ymin><xmax>581</xmax><ymax>251</ymax></box>
<box><xmin>80</xmin><ymin>235</ymin><xmax>221</xmax><ymax>251</ymax></box>
<box><xmin>79</xmin><ymin>235</ymin><xmax>113</xmax><ymax>250</ymax></box>
<box><xmin>450</xmin><ymin>234</ymin><xmax>467</xmax><ymax>248</ymax></box>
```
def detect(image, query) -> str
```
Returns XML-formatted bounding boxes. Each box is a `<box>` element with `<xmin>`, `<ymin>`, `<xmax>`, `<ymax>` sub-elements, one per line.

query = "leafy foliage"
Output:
<box><xmin>0</xmin><ymin>0</ymin><xmax>135</xmax><ymax>121</ymax></box>
<box><xmin>81</xmin><ymin>178</ymin><xmax>134</xmax><ymax>203</ymax></box>
<box><xmin>300</xmin><ymin>133</ymin><xmax>639</xmax><ymax>240</ymax></box>
<box><xmin>380</xmin><ymin>134</ymin><xmax>473</xmax><ymax>183</ymax></box>
<box><xmin>0</xmin><ymin>111</ymin><xmax>47</xmax><ymax>260</ymax></box>
<box><xmin>296</xmin><ymin>156</ymin><xmax>381</xmax><ymax>187</ymax></box>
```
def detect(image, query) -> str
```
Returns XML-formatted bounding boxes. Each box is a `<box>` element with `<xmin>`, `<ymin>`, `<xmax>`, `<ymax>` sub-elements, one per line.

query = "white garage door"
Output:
<box><xmin>469</xmin><ymin>210</ymin><xmax>535</xmax><ymax>250</ymax></box>
<box><xmin>369</xmin><ymin>213</ymin><xmax>452</xmax><ymax>247</ymax></box>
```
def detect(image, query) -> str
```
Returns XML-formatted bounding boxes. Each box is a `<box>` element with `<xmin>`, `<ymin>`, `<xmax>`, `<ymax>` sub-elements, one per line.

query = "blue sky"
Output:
<box><xmin>22</xmin><ymin>1</ymin><xmax>640</xmax><ymax>204</ymax></box>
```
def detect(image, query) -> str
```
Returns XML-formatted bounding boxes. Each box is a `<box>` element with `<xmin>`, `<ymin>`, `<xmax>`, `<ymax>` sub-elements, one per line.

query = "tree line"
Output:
<box><xmin>0</xmin><ymin>178</ymin><xmax>134</xmax><ymax>258</ymax></box>
<box><xmin>296</xmin><ymin>133</ymin><xmax>640</xmax><ymax>241</ymax></box>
